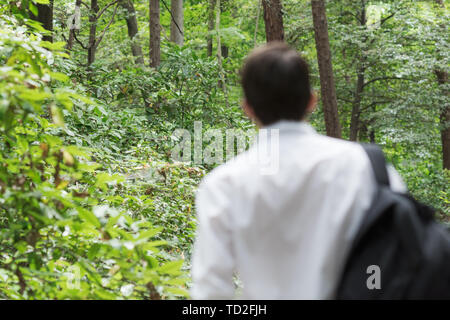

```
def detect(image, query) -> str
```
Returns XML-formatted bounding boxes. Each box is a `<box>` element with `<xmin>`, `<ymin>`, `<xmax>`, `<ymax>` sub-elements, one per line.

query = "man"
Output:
<box><xmin>191</xmin><ymin>42</ymin><xmax>406</xmax><ymax>299</ymax></box>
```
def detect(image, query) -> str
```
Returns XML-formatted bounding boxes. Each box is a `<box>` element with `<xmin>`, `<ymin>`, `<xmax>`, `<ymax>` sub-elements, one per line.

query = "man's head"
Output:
<box><xmin>240</xmin><ymin>42</ymin><xmax>316</xmax><ymax>126</ymax></box>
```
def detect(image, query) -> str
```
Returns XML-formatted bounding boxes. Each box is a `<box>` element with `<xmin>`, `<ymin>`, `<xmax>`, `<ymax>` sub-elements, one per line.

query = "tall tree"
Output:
<box><xmin>262</xmin><ymin>0</ymin><xmax>284</xmax><ymax>42</ymax></box>
<box><xmin>121</xmin><ymin>0</ymin><xmax>144</xmax><ymax>65</ymax></box>
<box><xmin>69</xmin><ymin>0</ymin><xmax>119</xmax><ymax>66</ymax></box>
<box><xmin>206</xmin><ymin>0</ymin><xmax>228</xmax><ymax>58</ymax></box>
<box><xmin>220</xmin><ymin>0</ymin><xmax>229</xmax><ymax>58</ymax></box>
<box><xmin>149</xmin><ymin>0</ymin><xmax>161</xmax><ymax>67</ymax></box>
<box><xmin>170</xmin><ymin>0</ymin><xmax>184</xmax><ymax>46</ymax></box>
<box><xmin>434</xmin><ymin>0</ymin><xmax>449</xmax><ymax>170</ymax></box>
<box><xmin>88</xmin><ymin>0</ymin><xmax>100</xmax><ymax>65</ymax></box>
<box><xmin>30</xmin><ymin>0</ymin><xmax>54</xmax><ymax>42</ymax></box>
<box><xmin>311</xmin><ymin>0</ymin><xmax>341</xmax><ymax>138</ymax></box>
<box><xmin>349</xmin><ymin>1</ymin><xmax>367</xmax><ymax>141</ymax></box>
<box><xmin>207</xmin><ymin>0</ymin><xmax>216</xmax><ymax>56</ymax></box>
<box><xmin>436</xmin><ymin>70</ymin><xmax>450</xmax><ymax>170</ymax></box>
<box><xmin>215</xmin><ymin>0</ymin><xmax>229</xmax><ymax>109</ymax></box>
<box><xmin>254</xmin><ymin>0</ymin><xmax>262</xmax><ymax>47</ymax></box>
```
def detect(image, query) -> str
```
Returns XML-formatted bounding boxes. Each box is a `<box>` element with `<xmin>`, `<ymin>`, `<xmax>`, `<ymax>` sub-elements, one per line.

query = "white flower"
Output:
<box><xmin>120</xmin><ymin>284</ymin><xmax>134</xmax><ymax>297</ymax></box>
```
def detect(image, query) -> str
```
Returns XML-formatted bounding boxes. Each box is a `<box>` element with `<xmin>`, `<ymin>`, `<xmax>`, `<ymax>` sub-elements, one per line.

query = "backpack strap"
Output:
<box><xmin>361</xmin><ymin>143</ymin><xmax>390</xmax><ymax>187</ymax></box>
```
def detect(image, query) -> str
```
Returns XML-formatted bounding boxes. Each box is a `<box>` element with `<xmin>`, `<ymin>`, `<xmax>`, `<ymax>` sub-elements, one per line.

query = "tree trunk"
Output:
<box><xmin>350</xmin><ymin>66</ymin><xmax>365</xmax><ymax>141</ymax></box>
<box><xmin>311</xmin><ymin>0</ymin><xmax>341</xmax><ymax>138</ymax></box>
<box><xmin>436</xmin><ymin>71</ymin><xmax>450</xmax><ymax>170</ymax></box>
<box><xmin>207</xmin><ymin>0</ymin><xmax>216</xmax><ymax>56</ymax></box>
<box><xmin>219</xmin><ymin>0</ymin><xmax>229</xmax><ymax>57</ymax></box>
<box><xmin>434</xmin><ymin>0</ymin><xmax>449</xmax><ymax>170</ymax></box>
<box><xmin>369</xmin><ymin>102</ymin><xmax>376</xmax><ymax>143</ymax></box>
<box><xmin>170</xmin><ymin>0</ymin><xmax>183</xmax><ymax>46</ymax></box>
<box><xmin>88</xmin><ymin>0</ymin><xmax>99</xmax><ymax>66</ymax></box>
<box><xmin>349</xmin><ymin>1</ymin><xmax>367</xmax><ymax>141</ymax></box>
<box><xmin>216</xmin><ymin>0</ymin><xmax>229</xmax><ymax>109</ymax></box>
<box><xmin>30</xmin><ymin>0</ymin><xmax>54</xmax><ymax>42</ymax></box>
<box><xmin>121</xmin><ymin>0</ymin><xmax>144</xmax><ymax>65</ymax></box>
<box><xmin>254</xmin><ymin>0</ymin><xmax>262</xmax><ymax>47</ymax></box>
<box><xmin>221</xmin><ymin>45</ymin><xmax>228</xmax><ymax>58</ymax></box>
<box><xmin>262</xmin><ymin>0</ymin><xmax>284</xmax><ymax>42</ymax></box>
<box><xmin>66</xmin><ymin>0</ymin><xmax>82</xmax><ymax>52</ymax></box>
<box><xmin>149</xmin><ymin>0</ymin><xmax>161</xmax><ymax>68</ymax></box>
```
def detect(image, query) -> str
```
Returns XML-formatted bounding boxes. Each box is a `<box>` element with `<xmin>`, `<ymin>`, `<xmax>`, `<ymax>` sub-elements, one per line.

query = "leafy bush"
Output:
<box><xmin>0</xmin><ymin>15</ymin><xmax>188</xmax><ymax>299</ymax></box>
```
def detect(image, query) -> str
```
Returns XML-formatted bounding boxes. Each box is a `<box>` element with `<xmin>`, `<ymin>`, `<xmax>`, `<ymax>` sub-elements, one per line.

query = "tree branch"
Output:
<box><xmin>95</xmin><ymin>3</ymin><xmax>119</xmax><ymax>49</ymax></box>
<box><xmin>160</xmin><ymin>0</ymin><xmax>183</xmax><ymax>36</ymax></box>
<box><xmin>380</xmin><ymin>12</ymin><xmax>395</xmax><ymax>26</ymax></box>
<box><xmin>341</xmin><ymin>10</ymin><xmax>362</xmax><ymax>24</ymax></box>
<box><xmin>97</xmin><ymin>0</ymin><xmax>119</xmax><ymax>20</ymax></box>
<box><xmin>80</xmin><ymin>1</ymin><xmax>90</xmax><ymax>10</ymax></box>
<box><xmin>362</xmin><ymin>76</ymin><xmax>415</xmax><ymax>88</ymax></box>
<box><xmin>73</xmin><ymin>32</ymin><xmax>88</xmax><ymax>50</ymax></box>
<box><xmin>360</xmin><ymin>100</ymin><xmax>395</xmax><ymax>112</ymax></box>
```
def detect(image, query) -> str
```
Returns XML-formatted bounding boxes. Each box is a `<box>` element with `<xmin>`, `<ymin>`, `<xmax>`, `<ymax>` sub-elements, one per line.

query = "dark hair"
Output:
<box><xmin>240</xmin><ymin>42</ymin><xmax>312</xmax><ymax>126</ymax></box>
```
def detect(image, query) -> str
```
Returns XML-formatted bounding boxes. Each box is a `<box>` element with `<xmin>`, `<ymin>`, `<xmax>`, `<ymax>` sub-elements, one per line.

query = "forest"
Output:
<box><xmin>0</xmin><ymin>0</ymin><xmax>448</xmax><ymax>299</ymax></box>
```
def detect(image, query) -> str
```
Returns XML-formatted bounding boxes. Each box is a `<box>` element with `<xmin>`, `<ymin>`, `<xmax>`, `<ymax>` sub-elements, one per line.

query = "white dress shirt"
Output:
<box><xmin>191</xmin><ymin>120</ymin><xmax>406</xmax><ymax>300</ymax></box>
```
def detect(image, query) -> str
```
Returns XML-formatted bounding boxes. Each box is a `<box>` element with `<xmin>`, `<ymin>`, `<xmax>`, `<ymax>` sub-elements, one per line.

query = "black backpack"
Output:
<box><xmin>336</xmin><ymin>144</ymin><xmax>450</xmax><ymax>299</ymax></box>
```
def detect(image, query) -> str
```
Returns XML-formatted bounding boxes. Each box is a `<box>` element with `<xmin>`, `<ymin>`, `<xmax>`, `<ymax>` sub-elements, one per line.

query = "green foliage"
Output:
<box><xmin>0</xmin><ymin>0</ymin><xmax>448</xmax><ymax>300</ymax></box>
<box><xmin>0</xmin><ymin>15</ymin><xmax>188</xmax><ymax>299</ymax></box>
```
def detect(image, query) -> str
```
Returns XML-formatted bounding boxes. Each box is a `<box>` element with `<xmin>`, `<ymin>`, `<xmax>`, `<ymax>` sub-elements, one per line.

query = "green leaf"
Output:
<box><xmin>137</xmin><ymin>227</ymin><xmax>163</xmax><ymax>241</ymax></box>
<box><xmin>165</xmin><ymin>287</ymin><xmax>189</xmax><ymax>297</ymax></box>
<box><xmin>50</xmin><ymin>72</ymin><xmax>70</xmax><ymax>82</ymax></box>
<box><xmin>77</xmin><ymin>207</ymin><xmax>101</xmax><ymax>228</ymax></box>
<box><xmin>157</xmin><ymin>260</ymin><xmax>184</xmax><ymax>275</ymax></box>
<box><xmin>29</xmin><ymin>2</ymin><xmax>38</xmax><ymax>16</ymax></box>
<box><xmin>95</xmin><ymin>173</ymin><xmax>124</xmax><ymax>191</ymax></box>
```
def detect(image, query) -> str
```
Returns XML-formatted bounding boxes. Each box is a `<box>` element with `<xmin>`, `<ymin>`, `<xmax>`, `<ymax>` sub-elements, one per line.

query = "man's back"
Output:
<box><xmin>191</xmin><ymin>120</ymin><xmax>405</xmax><ymax>299</ymax></box>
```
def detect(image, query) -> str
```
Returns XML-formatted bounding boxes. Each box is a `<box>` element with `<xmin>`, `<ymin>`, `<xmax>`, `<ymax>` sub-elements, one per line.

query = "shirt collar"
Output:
<box><xmin>262</xmin><ymin>120</ymin><xmax>317</xmax><ymax>135</ymax></box>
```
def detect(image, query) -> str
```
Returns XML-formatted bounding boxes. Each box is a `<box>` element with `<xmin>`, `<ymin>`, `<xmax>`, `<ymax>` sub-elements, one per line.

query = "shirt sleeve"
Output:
<box><xmin>386</xmin><ymin>164</ymin><xmax>407</xmax><ymax>193</ymax></box>
<box><xmin>190</xmin><ymin>174</ymin><xmax>235</xmax><ymax>300</ymax></box>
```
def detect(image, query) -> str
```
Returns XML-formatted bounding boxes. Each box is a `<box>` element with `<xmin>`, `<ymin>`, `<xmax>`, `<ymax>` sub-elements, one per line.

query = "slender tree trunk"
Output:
<box><xmin>369</xmin><ymin>102</ymin><xmax>376</xmax><ymax>143</ymax></box>
<box><xmin>220</xmin><ymin>0</ymin><xmax>229</xmax><ymax>58</ymax></box>
<box><xmin>254</xmin><ymin>0</ymin><xmax>262</xmax><ymax>47</ymax></box>
<box><xmin>434</xmin><ymin>0</ymin><xmax>450</xmax><ymax>170</ymax></box>
<box><xmin>221</xmin><ymin>45</ymin><xmax>228</xmax><ymax>58</ymax></box>
<box><xmin>170</xmin><ymin>0</ymin><xmax>184</xmax><ymax>46</ymax></box>
<box><xmin>207</xmin><ymin>0</ymin><xmax>216</xmax><ymax>56</ymax></box>
<box><xmin>66</xmin><ymin>0</ymin><xmax>82</xmax><ymax>52</ymax></box>
<box><xmin>350</xmin><ymin>66</ymin><xmax>365</xmax><ymax>141</ymax></box>
<box><xmin>149</xmin><ymin>0</ymin><xmax>161</xmax><ymax>68</ymax></box>
<box><xmin>67</xmin><ymin>31</ymin><xmax>74</xmax><ymax>53</ymax></box>
<box><xmin>119</xmin><ymin>0</ymin><xmax>147</xmax><ymax>107</ymax></box>
<box><xmin>311</xmin><ymin>0</ymin><xmax>341</xmax><ymax>138</ymax></box>
<box><xmin>262</xmin><ymin>0</ymin><xmax>284</xmax><ymax>42</ymax></box>
<box><xmin>121</xmin><ymin>0</ymin><xmax>144</xmax><ymax>65</ymax></box>
<box><xmin>349</xmin><ymin>1</ymin><xmax>367</xmax><ymax>141</ymax></box>
<box><xmin>216</xmin><ymin>0</ymin><xmax>229</xmax><ymax>109</ymax></box>
<box><xmin>88</xmin><ymin>0</ymin><xmax>99</xmax><ymax>66</ymax></box>
<box><xmin>436</xmin><ymin>70</ymin><xmax>450</xmax><ymax>170</ymax></box>
<box><xmin>30</xmin><ymin>0</ymin><xmax>54</xmax><ymax>42</ymax></box>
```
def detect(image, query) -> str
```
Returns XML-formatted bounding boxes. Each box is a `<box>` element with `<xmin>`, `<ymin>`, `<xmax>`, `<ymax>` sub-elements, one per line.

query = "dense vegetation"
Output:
<box><xmin>0</xmin><ymin>0</ymin><xmax>448</xmax><ymax>299</ymax></box>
